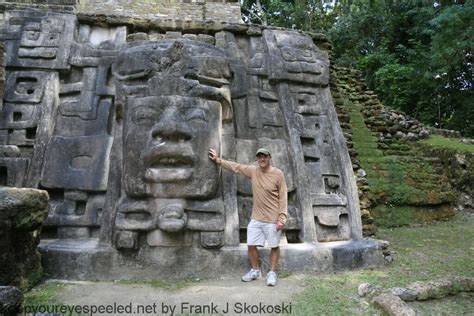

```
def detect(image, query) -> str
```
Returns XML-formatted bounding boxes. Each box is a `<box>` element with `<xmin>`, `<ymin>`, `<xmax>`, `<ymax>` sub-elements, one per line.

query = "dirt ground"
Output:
<box><xmin>54</xmin><ymin>274</ymin><xmax>306</xmax><ymax>315</ymax></box>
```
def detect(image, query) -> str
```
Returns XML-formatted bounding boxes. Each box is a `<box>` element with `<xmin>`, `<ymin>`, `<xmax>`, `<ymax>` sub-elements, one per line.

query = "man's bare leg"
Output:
<box><xmin>270</xmin><ymin>247</ymin><xmax>280</xmax><ymax>272</ymax></box>
<box><xmin>248</xmin><ymin>245</ymin><xmax>259</xmax><ymax>270</ymax></box>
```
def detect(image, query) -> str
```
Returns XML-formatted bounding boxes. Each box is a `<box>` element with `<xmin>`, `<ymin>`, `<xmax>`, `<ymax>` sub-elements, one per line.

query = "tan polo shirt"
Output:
<box><xmin>218</xmin><ymin>159</ymin><xmax>288</xmax><ymax>224</ymax></box>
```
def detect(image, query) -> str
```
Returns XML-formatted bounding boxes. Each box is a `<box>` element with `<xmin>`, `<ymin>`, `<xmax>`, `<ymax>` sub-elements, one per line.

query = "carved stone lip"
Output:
<box><xmin>142</xmin><ymin>143</ymin><xmax>195</xmax><ymax>168</ymax></box>
<box><xmin>145</xmin><ymin>167</ymin><xmax>193</xmax><ymax>182</ymax></box>
<box><xmin>142</xmin><ymin>143</ymin><xmax>195</xmax><ymax>182</ymax></box>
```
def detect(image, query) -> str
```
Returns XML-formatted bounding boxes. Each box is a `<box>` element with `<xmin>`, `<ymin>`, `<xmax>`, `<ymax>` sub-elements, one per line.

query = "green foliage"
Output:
<box><xmin>24</xmin><ymin>282</ymin><xmax>65</xmax><ymax>306</ymax></box>
<box><xmin>330</xmin><ymin>1</ymin><xmax>473</xmax><ymax>135</ymax></box>
<box><xmin>428</xmin><ymin>4</ymin><xmax>474</xmax><ymax>135</ymax></box>
<box><xmin>24</xmin><ymin>269</ymin><xmax>45</xmax><ymax>291</ymax></box>
<box><xmin>373</xmin><ymin>63</ymin><xmax>419</xmax><ymax>113</ymax></box>
<box><xmin>357</xmin><ymin>51</ymin><xmax>397</xmax><ymax>87</ymax></box>
<box><xmin>241</xmin><ymin>0</ymin><xmax>296</xmax><ymax>27</ymax></box>
<box><xmin>241</xmin><ymin>0</ymin><xmax>342</xmax><ymax>32</ymax></box>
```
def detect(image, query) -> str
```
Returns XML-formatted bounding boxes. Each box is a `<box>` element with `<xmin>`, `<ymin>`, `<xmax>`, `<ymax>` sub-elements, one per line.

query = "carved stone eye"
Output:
<box><xmin>15</xmin><ymin>80</ymin><xmax>36</xmax><ymax>95</ymax></box>
<box><xmin>25</xmin><ymin>31</ymin><xmax>40</xmax><ymax>40</ymax></box>
<box><xmin>130</xmin><ymin>107</ymin><xmax>159</xmax><ymax>125</ymax></box>
<box><xmin>185</xmin><ymin>108</ymin><xmax>207</xmax><ymax>124</ymax></box>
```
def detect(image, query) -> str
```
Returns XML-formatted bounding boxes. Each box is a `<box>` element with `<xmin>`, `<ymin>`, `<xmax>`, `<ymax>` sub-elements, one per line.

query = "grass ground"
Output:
<box><xmin>292</xmin><ymin>212</ymin><xmax>474</xmax><ymax>315</ymax></box>
<box><xmin>420</xmin><ymin>135</ymin><xmax>474</xmax><ymax>154</ymax></box>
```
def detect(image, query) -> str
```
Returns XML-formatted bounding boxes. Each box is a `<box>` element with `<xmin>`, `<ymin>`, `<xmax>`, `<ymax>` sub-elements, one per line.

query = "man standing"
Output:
<box><xmin>208</xmin><ymin>147</ymin><xmax>288</xmax><ymax>286</ymax></box>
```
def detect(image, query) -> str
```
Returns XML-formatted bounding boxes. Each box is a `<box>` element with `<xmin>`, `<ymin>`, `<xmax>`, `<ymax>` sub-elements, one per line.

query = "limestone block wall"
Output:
<box><xmin>0</xmin><ymin>0</ymin><xmax>242</xmax><ymax>23</ymax></box>
<box><xmin>78</xmin><ymin>1</ymin><xmax>242</xmax><ymax>23</ymax></box>
<box><xmin>0</xmin><ymin>42</ymin><xmax>4</xmax><ymax>107</ymax></box>
<box><xmin>0</xmin><ymin>0</ymin><xmax>77</xmax><ymax>13</ymax></box>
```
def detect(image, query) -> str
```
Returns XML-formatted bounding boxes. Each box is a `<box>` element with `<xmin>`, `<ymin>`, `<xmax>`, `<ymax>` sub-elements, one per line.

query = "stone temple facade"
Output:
<box><xmin>0</xmin><ymin>1</ymin><xmax>386</xmax><ymax>279</ymax></box>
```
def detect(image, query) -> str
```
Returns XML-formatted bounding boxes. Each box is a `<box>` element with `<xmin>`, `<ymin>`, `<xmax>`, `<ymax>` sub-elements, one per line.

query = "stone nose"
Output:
<box><xmin>151</xmin><ymin>106</ymin><xmax>192</xmax><ymax>141</ymax></box>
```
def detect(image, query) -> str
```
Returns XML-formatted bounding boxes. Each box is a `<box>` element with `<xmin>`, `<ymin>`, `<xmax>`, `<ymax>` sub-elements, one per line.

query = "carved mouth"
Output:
<box><xmin>148</xmin><ymin>156</ymin><xmax>193</xmax><ymax>168</ymax></box>
<box><xmin>142</xmin><ymin>144</ymin><xmax>195</xmax><ymax>182</ymax></box>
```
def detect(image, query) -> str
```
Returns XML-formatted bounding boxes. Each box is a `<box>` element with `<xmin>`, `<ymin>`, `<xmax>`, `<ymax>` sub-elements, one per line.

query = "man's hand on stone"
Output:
<box><xmin>208</xmin><ymin>148</ymin><xmax>220</xmax><ymax>164</ymax></box>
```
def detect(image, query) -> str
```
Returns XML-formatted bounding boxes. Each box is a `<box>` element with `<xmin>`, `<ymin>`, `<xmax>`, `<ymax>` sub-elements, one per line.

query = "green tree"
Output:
<box><xmin>428</xmin><ymin>3</ymin><xmax>473</xmax><ymax>134</ymax></box>
<box><xmin>330</xmin><ymin>1</ymin><xmax>473</xmax><ymax>135</ymax></box>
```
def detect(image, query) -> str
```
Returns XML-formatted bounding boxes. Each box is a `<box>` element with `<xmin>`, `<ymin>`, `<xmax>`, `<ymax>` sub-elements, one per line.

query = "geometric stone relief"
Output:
<box><xmin>264</xmin><ymin>29</ymin><xmax>329</xmax><ymax>85</ymax></box>
<box><xmin>0</xmin><ymin>103</ymin><xmax>38</xmax><ymax>130</ymax></box>
<box><xmin>4</xmin><ymin>11</ymin><xmax>76</xmax><ymax>70</ymax></box>
<box><xmin>0</xmin><ymin>69</ymin><xmax>59</xmax><ymax>189</ymax></box>
<box><xmin>0</xmin><ymin>156</ymin><xmax>29</xmax><ymax>187</ymax></box>
<box><xmin>0</xmin><ymin>11</ymin><xmax>126</xmax><ymax>242</ymax></box>
<box><xmin>220</xmin><ymin>28</ymin><xmax>356</xmax><ymax>244</ymax></box>
<box><xmin>54</xmin><ymin>97</ymin><xmax>113</xmax><ymax>137</ymax></box>
<box><xmin>44</xmin><ymin>190</ymin><xmax>104</xmax><ymax>227</ymax></box>
<box><xmin>1</xmin><ymin>71</ymin><xmax>52</xmax><ymax>131</ymax></box>
<box><xmin>312</xmin><ymin>192</ymin><xmax>350</xmax><ymax>242</ymax></box>
<box><xmin>314</xmin><ymin>212</ymin><xmax>351</xmax><ymax>242</ymax></box>
<box><xmin>40</xmin><ymin>134</ymin><xmax>113</xmax><ymax>191</ymax></box>
<box><xmin>4</xmin><ymin>71</ymin><xmax>48</xmax><ymax>104</ymax></box>
<box><xmin>59</xmin><ymin>67</ymin><xmax>102</xmax><ymax>120</ymax></box>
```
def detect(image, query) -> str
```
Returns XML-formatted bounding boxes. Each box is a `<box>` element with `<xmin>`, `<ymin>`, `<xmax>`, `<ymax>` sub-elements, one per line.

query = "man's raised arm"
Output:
<box><xmin>208</xmin><ymin>148</ymin><xmax>254</xmax><ymax>178</ymax></box>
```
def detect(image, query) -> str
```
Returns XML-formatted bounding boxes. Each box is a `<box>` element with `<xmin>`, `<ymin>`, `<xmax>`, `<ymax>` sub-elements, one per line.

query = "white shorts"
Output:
<box><xmin>247</xmin><ymin>219</ymin><xmax>281</xmax><ymax>248</ymax></box>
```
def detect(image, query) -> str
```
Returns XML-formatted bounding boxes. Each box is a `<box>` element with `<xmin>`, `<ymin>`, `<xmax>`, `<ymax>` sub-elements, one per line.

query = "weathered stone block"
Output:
<box><xmin>200</xmin><ymin>231</ymin><xmax>224</xmax><ymax>249</ymax></box>
<box><xmin>4</xmin><ymin>11</ymin><xmax>76</xmax><ymax>70</ymax></box>
<box><xmin>372</xmin><ymin>293</ymin><xmax>415</xmax><ymax>316</ymax></box>
<box><xmin>0</xmin><ymin>187</ymin><xmax>48</xmax><ymax>289</ymax></box>
<box><xmin>0</xmin><ymin>286</ymin><xmax>23</xmax><ymax>315</ymax></box>
<box><xmin>114</xmin><ymin>230</ymin><xmax>138</xmax><ymax>250</ymax></box>
<box><xmin>41</xmin><ymin>135</ymin><xmax>113</xmax><ymax>191</ymax></box>
<box><xmin>0</xmin><ymin>187</ymin><xmax>48</xmax><ymax>229</ymax></box>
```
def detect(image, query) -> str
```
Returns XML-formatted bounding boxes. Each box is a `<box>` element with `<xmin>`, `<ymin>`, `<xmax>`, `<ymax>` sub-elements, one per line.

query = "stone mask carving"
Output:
<box><xmin>112</xmin><ymin>40</ymin><xmax>231</xmax><ymax>242</ymax></box>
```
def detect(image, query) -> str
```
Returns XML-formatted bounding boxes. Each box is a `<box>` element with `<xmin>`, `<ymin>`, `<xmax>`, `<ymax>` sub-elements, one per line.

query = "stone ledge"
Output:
<box><xmin>75</xmin><ymin>12</ymin><xmax>329</xmax><ymax>45</ymax></box>
<box><xmin>39</xmin><ymin>238</ymin><xmax>388</xmax><ymax>280</ymax></box>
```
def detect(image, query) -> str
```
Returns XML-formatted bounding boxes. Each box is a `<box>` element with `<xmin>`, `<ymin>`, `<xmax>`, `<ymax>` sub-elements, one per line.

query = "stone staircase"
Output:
<box><xmin>331</xmin><ymin>67</ymin><xmax>456</xmax><ymax>232</ymax></box>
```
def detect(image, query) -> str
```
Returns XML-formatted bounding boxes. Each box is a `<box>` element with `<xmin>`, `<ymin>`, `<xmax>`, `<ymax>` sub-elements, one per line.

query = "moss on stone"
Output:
<box><xmin>372</xmin><ymin>205</ymin><xmax>455</xmax><ymax>227</ymax></box>
<box><xmin>340</xmin><ymin>80</ymin><xmax>456</xmax><ymax>227</ymax></box>
<box><xmin>0</xmin><ymin>188</ymin><xmax>49</xmax><ymax>290</ymax></box>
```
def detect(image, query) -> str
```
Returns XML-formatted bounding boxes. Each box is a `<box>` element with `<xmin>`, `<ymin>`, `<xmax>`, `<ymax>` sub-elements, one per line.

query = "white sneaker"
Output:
<box><xmin>241</xmin><ymin>269</ymin><xmax>261</xmax><ymax>282</ymax></box>
<box><xmin>266</xmin><ymin>271</ymin><xmax>277</xmax><ymax>286</ymax></box>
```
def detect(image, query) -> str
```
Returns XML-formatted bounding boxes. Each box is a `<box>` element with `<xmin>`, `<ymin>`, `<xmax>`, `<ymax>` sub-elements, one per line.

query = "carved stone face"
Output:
<box><xmin>124</xmin><ymin>95</ymin><xmax>222</xmax><ymax>198</ymax></box>
<box><xmin>112</xmin><ymin>40</ymin><xmax>231</xmax><ymax>236</ymax></box>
